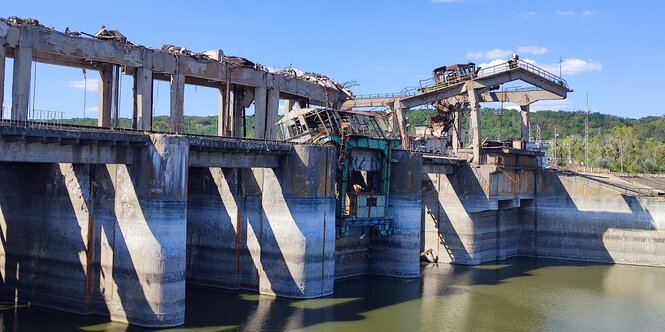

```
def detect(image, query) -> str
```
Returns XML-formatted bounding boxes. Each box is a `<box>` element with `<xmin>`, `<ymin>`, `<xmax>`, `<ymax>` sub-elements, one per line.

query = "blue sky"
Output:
<box><xmin>2</xmin><ymin>0</ymin><xmax>664</xmax><ymax>119</ymax></box>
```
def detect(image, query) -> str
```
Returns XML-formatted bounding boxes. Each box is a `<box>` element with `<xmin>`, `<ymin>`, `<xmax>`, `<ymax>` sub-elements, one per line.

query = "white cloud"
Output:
<box><xmin>556</xmin><ymin>10</ymin><xmax>575</xmax><ymax>16</ymax></box>
<box><xmin>466</xmin><ymin>48</ymin><xmax>512</xmax><ymax>60</ymax></box>
<box><xmin>476</xmin><ymin>57</ymin><xmax>601</xmax><ymax>76</ymax></box>
<box><xmin>523</xmin><ymin>58</ymin><xmax>602</xmax><ymax>75</ymax></box>
<box><xmin>521</xmin><ymin>11</ymin><xmax>537</xmax><ymax>19</ymax></box>
<box><xmin>468</xmin><ymin>46</ymin><xmax>547</xmax><ymax>60</ymax></box>
<box><xmin>478</xmin><ymin>59</ymin><xmax>509</xmax><ymax>68</ymax></box>
<box><xmin>530</xmin><ymin>99</ymin><xmax>572</xmax><ymax>111</ymax></box>
<box><xmin>67</xmin><ymin>79</ymin><xmax>99</xmax><ymax>92</ymax></box>
<box><xmin>517</xmin><ymin>46</ymin><xmax>548</xmax><ymax>55</ymax></box>
<box><xmin>582</xmin><ymin>10</ymin><xmax>597</xmax><ymax>17</ymax></box>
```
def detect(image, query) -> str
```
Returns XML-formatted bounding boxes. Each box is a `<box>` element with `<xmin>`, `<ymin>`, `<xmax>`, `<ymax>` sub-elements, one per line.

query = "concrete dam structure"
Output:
<box><xmin>0</xmin><ymin>18</ymin><xmax>664</xmax><ymax>327</ymax></box>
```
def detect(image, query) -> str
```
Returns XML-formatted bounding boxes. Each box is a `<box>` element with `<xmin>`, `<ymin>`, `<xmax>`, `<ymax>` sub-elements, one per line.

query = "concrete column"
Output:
<box><xmin>452</xmin><ymin>109</ymin><xmax>462</xmax><ymax>152</ymax></box>
<box><xmin>520</xmin><ymin>105</ymin><xmax>530</xmax><ymax>142</ymax></box>
<box><xmin>11</xmin><ymin>46</ymin><xmax>32</xmax><ymax>121</ymax></box>
<box><xmin>467</xmin><ymin>82</ymin><xmax>482</xmax><ymax>164</ymax></box>
<box><xmin>134</xmin><ymin>53</ymin><xmax>153</xmax><ymax>130</ymax></box>
<box><xmin>284</xmin><ymin>99</ymin><xmax>295</xmax><ymax>114</ymax></box>
<box><xmin>217</xmin><ymin>88</ymin><xmax>226</xmax><ymax>136</ymax></box>
<box><xmin>202</xmin><ymin>51</ymin><xmax>225</xmax><ymax>136</ymax></box>
<box><xmin>254</xmin><ymin>87</ymin><xmax>267</xmax><ymax>139</ymax></box>
<box><xmin>259</xmin><ymin>145</ymin><xmax>336</xmax><ymax>297</ymax></box>
<box><xmin>106</xmin><ymin>134</ymin><xmax>188</xmax><ymax>326</ymax></box>
<box><xmin>370</xmin><ymin>150</ymin><xmax>422</xmax><ymax>278</ymax></box>
<box><xmin>266</xmin><ymin>88</ymin><xmax>280</xmax><ymax>139</ymax></box>
<box><xmin>170</xmin><ymin>69</ymin><xmax>185</xmax><ymax>133</ymax></box>
<box><xmin>98</xmin><ymin>66</ymin><xmax>113</xmax><ymax>127</ymax></box>
<box><xmin>0</xmin><ymin>43</ymin><xmax>5</xmax><ymax>118</ymax></box>
<box><xmin>232</xmin><ymin>87</ymin><xmax>244</xmax><ymax>138</ymax></box>
<box><xmin>393</xmin><ymin>102</ymin><xmax>410</xmax><ymax>149</ymax></box>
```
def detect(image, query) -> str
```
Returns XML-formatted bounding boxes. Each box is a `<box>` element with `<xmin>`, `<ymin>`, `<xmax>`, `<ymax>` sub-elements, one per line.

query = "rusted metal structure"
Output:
<box><xmin>343</xmin><ymin>58</ymin><xmax>572</xmax><ymax>163</ymax></box>
<box><xmin>278</xmin><ymin>108</ymin><xmax>401</xmax><ymax>237</ymax></box>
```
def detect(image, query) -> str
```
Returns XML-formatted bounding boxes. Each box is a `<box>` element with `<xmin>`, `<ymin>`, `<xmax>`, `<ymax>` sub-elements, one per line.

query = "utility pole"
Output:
<box><xmin>553</xmin><ymin>125</ymin><xmax>559</xmax><ymax>167</ymax></box>
<box><xmin>559</xmin><ymin>57</ymin><xmax>563</xmax><ymax>78</ymax></box>
<box><xmin>619</xmin><ymin>136</ymin><xmax>624</xmax><ymax>173</ymax></box>
<box><xmin>584</xmin><ymin>93</ymin><xmax>589</xmax><ymax>173</ymax></box>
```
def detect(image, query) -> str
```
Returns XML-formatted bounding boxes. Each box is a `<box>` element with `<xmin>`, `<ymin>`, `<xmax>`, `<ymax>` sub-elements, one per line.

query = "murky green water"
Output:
<box><xmin>1</xmin><ymin>258</ymin><xmax>665</xmax><ymax>331</ymax></box>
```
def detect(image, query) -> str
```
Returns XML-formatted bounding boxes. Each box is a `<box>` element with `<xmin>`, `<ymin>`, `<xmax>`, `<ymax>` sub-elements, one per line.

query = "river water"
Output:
<box><xmin>1</xmin><ymin>258</ymin><xmax>664</xmax><ymax>331</ymax></box>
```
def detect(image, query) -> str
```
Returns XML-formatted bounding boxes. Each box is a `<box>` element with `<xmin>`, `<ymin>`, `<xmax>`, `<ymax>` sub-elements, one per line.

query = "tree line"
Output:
<box><xmin>60</xmin><ymin>108</ymin><xmax>665</xmax><ymax>174</ymax></box>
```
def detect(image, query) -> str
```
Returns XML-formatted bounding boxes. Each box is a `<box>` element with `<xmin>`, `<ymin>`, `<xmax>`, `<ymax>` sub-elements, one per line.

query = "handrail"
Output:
<box><xmin>477</xmin><ymin>60</ymin><xmax>568</xmax><ymax>89</ymax></box>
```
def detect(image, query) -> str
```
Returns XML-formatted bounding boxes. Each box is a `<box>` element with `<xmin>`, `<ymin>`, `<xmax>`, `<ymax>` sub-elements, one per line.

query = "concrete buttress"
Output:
<box><xmin>102</xmin><ymin>134</ymin><xmax>188</xmax><ymax>326</ymax></box>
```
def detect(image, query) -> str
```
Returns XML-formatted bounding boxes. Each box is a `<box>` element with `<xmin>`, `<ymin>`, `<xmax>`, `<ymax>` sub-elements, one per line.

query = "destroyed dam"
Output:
<box><xmin>0</xmin><ymin>18</ymin><xmax>664</xmax><ymax>328</ymax></box>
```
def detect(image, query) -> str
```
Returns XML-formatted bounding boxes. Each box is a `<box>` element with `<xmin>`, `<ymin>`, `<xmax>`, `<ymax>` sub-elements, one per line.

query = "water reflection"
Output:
<box><xmin>1</xmin><ymin>258</ymin><xmax>665</xmax><ymax>331</ymax></box>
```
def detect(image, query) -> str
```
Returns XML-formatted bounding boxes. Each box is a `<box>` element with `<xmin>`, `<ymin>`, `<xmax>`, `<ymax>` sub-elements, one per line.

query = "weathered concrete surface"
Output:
<box><xmin>424</xmin><ymin>164</ymin><xmax>665</xmax><ymax>268</ymax></box>
<box><xmin>0</xmin><ymin>134</ymin><xmax>188</xmax><ymax>327</ymax></box>
<box><xmin>521</xmin><ymin>171</ymin><xmax>665</xmax><ymax>266</ymax></box>
<box><xmin>334</xmin><ymin>234</ymin><xmax>370</xmax><ymax>279</ymax></box>
<box><xmin>369</xmin><ymin>150</ymin><xmax>421</xmax><ymax>278</ymax></box>
<box><xmin>0</xmin><ymin>163</ymin><xmax>94</xmax><ymax>314</ymax></box>
<box><xmin>186</xmin><ymin>145</ymin><xmax>336</xmax><ymax>298</ymax></box>
<box><xmin>102</xmin><ymin>134</ymin><xmax>188</xmax><ymax>326</ymax></box>
<box><xmin>422</xmin><ymin>164</ymin><xmax>523</xmax><ymax>265</ymax></box>
<box><xmin>259</xmin><ymin>145</ymin><xmax>336</xmax><ymax>297</ymax></box>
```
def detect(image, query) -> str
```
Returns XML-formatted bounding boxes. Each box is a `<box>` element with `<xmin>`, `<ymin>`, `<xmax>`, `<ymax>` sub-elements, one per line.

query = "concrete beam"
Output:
<box><xmin>134</xmin><ymin>54</ymin><xmax>153</xmax><ymax>130</ymax></box>
<box><xmin>188</xmin><ymin>152</ymin><xmax>281</xmax><ymax>168</ymax></box>
<box><xmin>467</xmin><ymin>82</ymin><xmax>482</xmax><ymax>164</ymax></box>
<box><xmin>520</xmin><ymin>105</ymin><xmax>529</xmax><ymax>142</ymax></box>
<box><xmin>254</xmin><ymin>87</ymin><xmax>267</xmax><ymax>139</ymax></box>
<box><xmin>480</xmin><ymin>89</ymin><xmax>563</xmax><ymax>106</ymax></box>
<box><xmin>342</xmin><ymin>97</ymin><xmax>396</xmax><ymax>109</ymax></box>
<box><xmin>400</xmin><ymin>84</ymin><xmax>466</xmax><ymax>109</ymax></box>
<box><xmin>0</xmin><ymin>139</ymin><xmax>134</xmax><ymax>164</ymax></box>
<box><xmin>98</xmin><ymin>66</ymin><xmax>113</xmax><ymax>127</ymax></box>
<box><xmin>170</xmin><ymin>69</ymin><xmax>185</xmax><ymax>133</ymax></box>
<box><xmin>0</xmin><ymin>43</ymin><xmax>5</xmax><ymax>118</ymax></box>
<box><xmin>11</xmin><ymin>46</ymin><xmax>32</xmax><ymax>121</ymax></box>
<box><xmin>3</xmin><ymin>25</ymin><xmax>348</xmax><ymax>108</ymax></box>
<box><xmin>266</xmin><ymin>88</ymin><xmax>280</xmax><ymax>139</ymax></box>
<box><xmin>474</xmin><ymin>69</ymin><xmax>570</xmax><ymax>98</ymax></box>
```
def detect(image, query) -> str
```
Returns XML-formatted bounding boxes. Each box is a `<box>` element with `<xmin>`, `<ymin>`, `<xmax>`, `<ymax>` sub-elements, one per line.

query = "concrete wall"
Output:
<box><xmin>369</xmin><ymin>150</ymin><xmax>422</xmax><ymax>278</ymax></box>
<box><xmin>0</xmin><ymin>134</ymin><xmax>188</xmax><ymax>327</ymax></box>
<box><xmin>334</xmin><ymin>235</ymin><xmax>370</xmax><ymax>279</ymax></box>
<box><xmin>521</xmin><ymin>171</ymin><xmax>665</xmax><ymax>266</ymax></box>
<box><xmin>422</xmin><ymin>164</ymin><xmax>526</xmax><ymax>265</ymax></box>
<box><xmin>423</xmin><ymin>165</ymin><xmax>665</xmax><ymax>268</ymax></box>
<box><xmin>186</xmin><ymin>145</ymin><xmax>336</xmax><ymax>298</ymax></box>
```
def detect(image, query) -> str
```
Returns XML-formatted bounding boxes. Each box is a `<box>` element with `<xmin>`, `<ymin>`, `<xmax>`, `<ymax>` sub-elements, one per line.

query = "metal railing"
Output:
<box><xmin>353</xmin><ymin>87</ymin><xmax>418</xmax><ymax>100</ymax></box>
<box><xmin>477</xmin><ymin>60</ymin><xmax>568</xmax><ymax>89</ymax></box>
<box><xmin>1</xmin><ymin>107</ymin><xmax>65</xmax><ymax>127</ymax></box>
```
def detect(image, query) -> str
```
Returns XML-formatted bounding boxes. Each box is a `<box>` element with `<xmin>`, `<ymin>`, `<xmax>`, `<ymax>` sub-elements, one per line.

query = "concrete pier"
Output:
<box><xmin>186</xmin><ymin>145</ymin><xmax>336</xmax><ymax>298</ymax></box>
<box><xmin>0</xmin><ymin>134</ymin><xmax>189</xmax><ymax>327</ymax></box>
